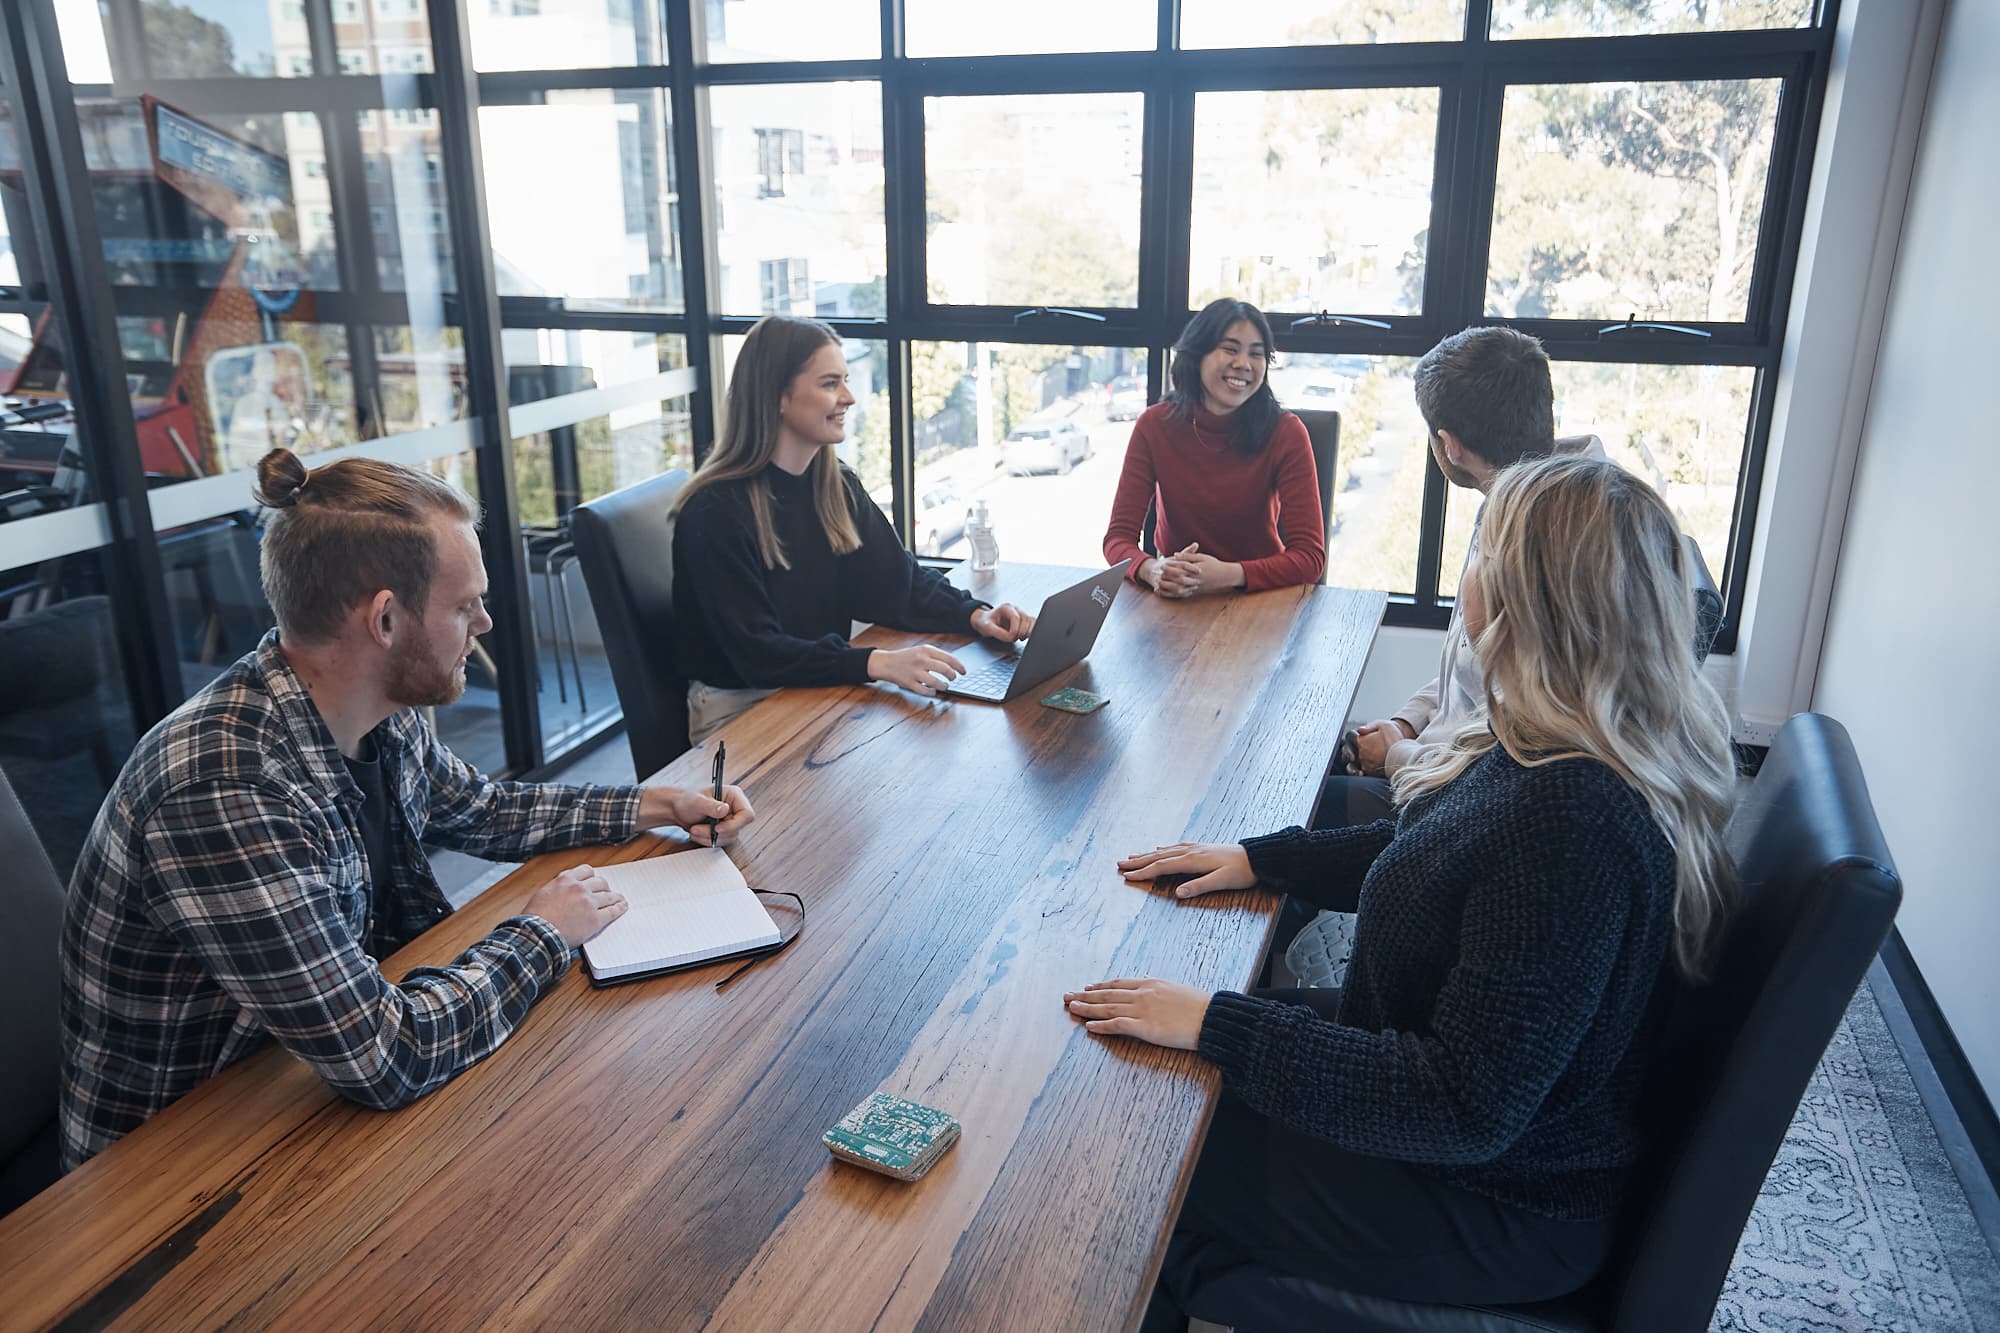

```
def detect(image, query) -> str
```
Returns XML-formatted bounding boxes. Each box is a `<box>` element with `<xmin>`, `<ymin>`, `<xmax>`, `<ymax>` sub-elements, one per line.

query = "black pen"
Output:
<box><xmin>708</xmin><ymin>741</ymin><xmax>726</xmax><ymax>849</ymax></box>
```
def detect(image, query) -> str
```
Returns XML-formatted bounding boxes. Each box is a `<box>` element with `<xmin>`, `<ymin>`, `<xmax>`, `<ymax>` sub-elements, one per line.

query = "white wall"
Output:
<box><xmin>1813</xmin><ymin>0</ymin><xmax>2000</xmax><ymax>1104</ymax></box>
<box><xmin>1730</xmin><ymin>0</ymin><xmax>1943</xmax><ymax>744</ymax></box>
<box><xmin>1346</xmin><ymin>626</ymin><xmax>1444</xmax><ymax>726</ymax></box>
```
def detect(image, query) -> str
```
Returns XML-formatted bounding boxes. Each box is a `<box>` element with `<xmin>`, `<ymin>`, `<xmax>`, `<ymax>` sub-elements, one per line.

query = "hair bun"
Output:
<box><xmin>253</xmin><ymin>448</ymin><xmax>310</xmax><ymax>508</ymax></box>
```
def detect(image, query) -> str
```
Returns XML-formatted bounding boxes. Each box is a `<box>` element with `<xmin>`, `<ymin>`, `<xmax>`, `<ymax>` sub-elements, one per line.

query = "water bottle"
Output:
<box><xmin>967</xmin><ymin>499</ymin><xmax>999</xmax><ymax>572</ymax></box>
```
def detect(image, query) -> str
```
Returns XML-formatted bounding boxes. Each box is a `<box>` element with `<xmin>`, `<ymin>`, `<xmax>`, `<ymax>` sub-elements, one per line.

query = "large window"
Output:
<box><xmin>909</xmin><ymin>342</ymin><xmax>1138</xmax><ymax>565</ymax></box>
<box><xmin>1486</xmin><ymin>80</ymin><xmax>1781</xmax><ymax>324</ymax></box>
<box><xmin>878</xmin><ymin>4</ymin><xmax>1823</xmax><ymax>652</ymax></box>
<box><xmin>708</xmin><ymin>82</ymin><xmax>884</xmax><ymax>319</ymax></box>
<box><xmin>924</xmin><ymin>94</ymin><xmax>1144</xmax><ymax>310</ymax></box>
<box><xmin>467</xmin><ymin>0</ymin><xmax>663</xmax><ymax>71</ymax></box>
<box><xmin>1190</xmin><ymin>88</ymin><xmax>1439</xmax><ymax>316</ymax></box>
<box><xmin>904</xmin><ymin>0</ymin><xmax>1155</xmax><ymax>58</ymax></box>
<box><xmin>5</xmin><ymin>0</ymin><xmax>1838</xmax><ymax>781</ymax></box>
<box><xmin>480</xmin><ymin>91</ymin><xmax>681</xmax><ymax>313</ymax></box>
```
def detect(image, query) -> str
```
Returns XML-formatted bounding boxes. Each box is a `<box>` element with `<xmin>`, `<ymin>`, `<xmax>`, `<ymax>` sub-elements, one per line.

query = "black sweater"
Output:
<box><xmin>671</xmin><ymin>463</ymin><xmax>986</xmax><ymax>689</ymax></box>
<box><xmin>1201</xmin><ymin>746</ymin><xmax>1678</xmax><ymax>1220</ymax></box>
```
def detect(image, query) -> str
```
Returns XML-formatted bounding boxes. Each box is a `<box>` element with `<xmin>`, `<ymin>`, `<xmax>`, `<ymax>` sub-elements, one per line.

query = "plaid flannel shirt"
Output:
<box><xmin>60</xmin><ymin>631</ymin><xmax>642</xmax><ymax>1170</ymax></box>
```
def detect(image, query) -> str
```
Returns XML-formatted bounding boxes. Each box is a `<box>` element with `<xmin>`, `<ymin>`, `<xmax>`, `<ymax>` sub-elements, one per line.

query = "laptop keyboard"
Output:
<box><xmin>955</xmin><ymin>651</ymin><xmax>1021</xmax><ymax>698</ymax></box>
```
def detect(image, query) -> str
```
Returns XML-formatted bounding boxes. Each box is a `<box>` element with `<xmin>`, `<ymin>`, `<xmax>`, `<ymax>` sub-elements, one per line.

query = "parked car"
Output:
<box><xmin>1294</xmin><ymin>381</ymin><xmax>1349</xmax><ymax>409</ymax></box>
<box><xmin>871</xmin><ymin>481</ymin><xmax>969</xmax><ymax>557</ymax></box>
<box><xmin>999</xmin><ymin>419</ymin><xmax>1090</xmax><ymax>475</ymax></box>
<box><xmin>1106</xmin><ymin>374</ymin><xmax>1148</xmax><ymax>421</ymax></box>
<box><xmin>913</xmin><ymin>484</ymin><xmax>966</xmax><ymax>557</ymax></box>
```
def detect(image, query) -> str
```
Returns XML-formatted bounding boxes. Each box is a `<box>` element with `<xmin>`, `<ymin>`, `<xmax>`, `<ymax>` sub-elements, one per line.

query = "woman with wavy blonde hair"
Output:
<box><xmin>1394</xmin><ymin>452</ymin><xmax>1737</xmax><ymax>976</ymax></box>
<box><xmin>1070</xmin><ymin>454</ymin><xmax>1738</xmax><ymax>1327</ymax></box>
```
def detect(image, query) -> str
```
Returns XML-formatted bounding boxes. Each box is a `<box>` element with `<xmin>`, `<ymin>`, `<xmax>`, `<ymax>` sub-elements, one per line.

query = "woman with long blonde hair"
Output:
<box><xmin>671</xmin><ymin>317</ymin><xmax>1036</xmax><ymax>739</ymax></box>
<box><xmin>1066</xmin><ymin>454</ymin><xmax>1738</xmax><ymax>1326</ymax></box>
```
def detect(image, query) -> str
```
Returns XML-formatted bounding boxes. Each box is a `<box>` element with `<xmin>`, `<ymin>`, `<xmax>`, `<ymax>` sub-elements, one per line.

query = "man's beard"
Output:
<box><xmin>385</xmin><ymin>631</ymin><xmax>467</xmax><ymax>708</ymax></box>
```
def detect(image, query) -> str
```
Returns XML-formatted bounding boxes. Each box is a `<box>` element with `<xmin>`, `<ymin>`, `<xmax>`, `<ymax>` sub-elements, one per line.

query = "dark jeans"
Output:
<box><xmin>1142</xmin><ymin>989</ymin><xmax>1615</xmax><ymax>1333</ymax></box>
<box><xmin>1309</xmin><ymin>773</ymin><xmax>1396</xmax><ymax>831</ymax></box>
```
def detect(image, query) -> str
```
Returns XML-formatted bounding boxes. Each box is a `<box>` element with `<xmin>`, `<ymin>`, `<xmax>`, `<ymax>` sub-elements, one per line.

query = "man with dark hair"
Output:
<box><xmin>1412</xmin><ymin>324</ymin><xmax>1557</xmax><ymax>482</ymax></box>
<box><xmin>1321</xmin><ymin>327</ymin><xmax>1596</xmax><ymax>826</ymax></box>
<box><xmin>59</xmin><ymin>449</ymin><xmax>755</xmax><ymax>1170</ymax></box>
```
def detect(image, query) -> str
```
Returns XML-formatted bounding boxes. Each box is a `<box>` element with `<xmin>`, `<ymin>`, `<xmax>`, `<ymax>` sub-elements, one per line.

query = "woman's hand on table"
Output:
<box><xmin>1064</xmin><ymin>978</ymin><xmax>1211</xmax><ymax>1051</ymax></box>
<box><xmin>1117</xmin><ymin>842</ymin><xmax>1256</xmax><ymax>898</ymax></box>
<box><xmin>868</xmin><ymin>644</ymin><xmax>966</xmax><ymax>696</ymax></box>
<box><xmin>971</xmin><ymin>602</ymin><xmax>1036</xmax><ymax>643</ymax></box>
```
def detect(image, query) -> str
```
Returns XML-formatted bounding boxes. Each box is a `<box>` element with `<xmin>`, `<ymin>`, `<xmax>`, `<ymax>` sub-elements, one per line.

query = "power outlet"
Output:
<box><xmin>1733</xmin><ymin>716</ymin><xmax>1782</xmax><ymax>748</ymax></box>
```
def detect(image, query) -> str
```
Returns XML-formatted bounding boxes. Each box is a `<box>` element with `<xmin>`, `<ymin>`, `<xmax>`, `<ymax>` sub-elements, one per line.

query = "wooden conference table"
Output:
<box><xmin>0</xmin><ymin>564</ymin><xmax>1384</xmax><ymax>1332</ymax></box>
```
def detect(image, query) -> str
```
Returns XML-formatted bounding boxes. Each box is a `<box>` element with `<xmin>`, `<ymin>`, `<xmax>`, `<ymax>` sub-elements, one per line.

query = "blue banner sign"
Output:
<box><xmin>154</xmin><ymin>104</ymin><xmax>290</xmax><ymax>204</ymax></box>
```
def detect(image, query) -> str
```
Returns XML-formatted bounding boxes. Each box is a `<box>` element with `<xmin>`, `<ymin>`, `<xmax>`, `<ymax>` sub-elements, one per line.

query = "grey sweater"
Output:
<box><xmin>1200</xmin><ymin>745</ymin><xmax>1678</xmax><ymax>1220</ymax></box>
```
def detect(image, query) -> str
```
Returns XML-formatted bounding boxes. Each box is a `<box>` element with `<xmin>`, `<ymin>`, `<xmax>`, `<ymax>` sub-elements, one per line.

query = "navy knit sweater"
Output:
<box><xmin>1200</xmin><ymin>745</ymin><xmax>1678</xmax><ymax>1220</ymax></box>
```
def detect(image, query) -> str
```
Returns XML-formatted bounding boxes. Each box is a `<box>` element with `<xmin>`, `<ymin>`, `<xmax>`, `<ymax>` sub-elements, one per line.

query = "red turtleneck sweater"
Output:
<box><xmin>1101</xmin><ymin>401</ymin><xmax>1325</xmax><ymax>592</ymax></box>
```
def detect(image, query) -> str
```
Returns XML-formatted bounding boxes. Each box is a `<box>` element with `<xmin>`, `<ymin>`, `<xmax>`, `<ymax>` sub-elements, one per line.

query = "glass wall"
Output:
<box><xmin>479</xmin><ymin>18</ymin><xmax>694</xmax><ymax>765</ymax></box>
<box><xmin>0</xmin><ymin>72</ymin><xmax>143</xmax><ymax>878</ymax></box>
<box><xmin>46</xmin><ymin>0</ymin><xmax>512</xmax><ymax>761</ymax></box>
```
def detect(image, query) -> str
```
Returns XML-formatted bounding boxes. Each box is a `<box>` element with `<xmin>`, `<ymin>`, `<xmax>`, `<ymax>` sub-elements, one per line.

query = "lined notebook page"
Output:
<box><xmin>582</xmin><ymin>853</ymin><xmax>781</xmax><ymax>981</ymax></box>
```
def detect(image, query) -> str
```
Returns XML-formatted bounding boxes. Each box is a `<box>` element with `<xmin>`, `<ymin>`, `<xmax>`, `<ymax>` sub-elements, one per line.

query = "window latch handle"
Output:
<box><xmin>1012</xmin><ymin>306</ymin><xmax>1107</xmax><ymax>324</ymax></box>
<box><xmin>1288</xmin><ymin>311</ymin><xmax>1392</xmax><ymax>330</ymax></box>
<box><xmin>1597</xmin><ymin>312</ymin><xmax>1712</xmax><ymax>339</ymax></box>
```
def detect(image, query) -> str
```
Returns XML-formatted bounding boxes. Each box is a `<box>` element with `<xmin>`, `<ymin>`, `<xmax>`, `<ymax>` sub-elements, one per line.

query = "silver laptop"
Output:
<box><xmin>942</xmin><ymin>560</ymin><xmax>1131</xmax><ymax>702</ymax></box>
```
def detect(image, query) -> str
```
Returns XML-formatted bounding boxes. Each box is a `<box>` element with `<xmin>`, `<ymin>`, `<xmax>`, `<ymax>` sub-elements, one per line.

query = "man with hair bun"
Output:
<box><xmin>58</xmin><ymin>448</ymin><xmax>755</xmax><ymax>1169</ymax></box>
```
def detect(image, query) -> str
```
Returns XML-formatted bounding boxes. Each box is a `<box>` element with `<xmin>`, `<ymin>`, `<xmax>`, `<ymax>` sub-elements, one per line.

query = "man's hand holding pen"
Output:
<box><xmin>637</xmin><ymin>779</ymin><xmax>754</xmax><ymax>846</ymax></box>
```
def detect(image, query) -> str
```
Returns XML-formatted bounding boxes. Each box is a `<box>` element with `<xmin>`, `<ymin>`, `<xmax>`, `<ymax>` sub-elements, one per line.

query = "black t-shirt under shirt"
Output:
<box><xmin>671</xmin><ymin>462</ymin><xmax>986</xmax><ymax>689</ymax></box>
<box><xmin>343</xmin><ymin>738</ymin><xmax>396</xmax><ymax>955</ymax></box>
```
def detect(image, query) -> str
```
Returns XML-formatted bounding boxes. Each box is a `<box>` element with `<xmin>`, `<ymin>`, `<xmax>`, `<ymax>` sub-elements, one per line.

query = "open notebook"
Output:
<box><xmin>580</xmin><ymin>852</ymin><xmax>782</xmax><ymax>985</ymax></box>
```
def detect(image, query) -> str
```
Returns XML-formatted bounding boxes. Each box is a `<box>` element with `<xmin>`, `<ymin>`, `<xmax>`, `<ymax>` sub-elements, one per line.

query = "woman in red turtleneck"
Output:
<box><xmin>1102</xmin><ymin>299</ymin><xmax>1326</xmax><ymax>596</ymax></box>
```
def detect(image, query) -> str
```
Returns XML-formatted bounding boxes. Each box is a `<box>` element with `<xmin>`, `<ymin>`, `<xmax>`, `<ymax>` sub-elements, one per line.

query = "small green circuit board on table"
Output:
<box><xmin>823</xmin><ymin>1092</ymin><xmax>962</xmax><ymax>1182</ymax></box>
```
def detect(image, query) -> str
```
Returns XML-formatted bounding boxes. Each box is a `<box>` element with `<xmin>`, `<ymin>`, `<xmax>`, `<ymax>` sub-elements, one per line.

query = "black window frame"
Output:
<box><xmin>0</xmin><ymin>0</ymin><xmax>1839</xmax><ymax>782</ymax></box>
<box><xmin>683</xmin><ymin>0</ymin><xmax>1837</xmax><ymax>653</ymax></box>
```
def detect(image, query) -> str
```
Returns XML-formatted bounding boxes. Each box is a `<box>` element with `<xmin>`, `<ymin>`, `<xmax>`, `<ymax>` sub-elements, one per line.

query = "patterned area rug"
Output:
<box><xmin>1714</xmin><ymin>967</ymin><xmax>2000</xmax><ymax>1332</ymax></box>
<box><xmin>1282</xmin><ymin>916</ymin><xmax>2000</xmax><ymax>1331</ymax></box>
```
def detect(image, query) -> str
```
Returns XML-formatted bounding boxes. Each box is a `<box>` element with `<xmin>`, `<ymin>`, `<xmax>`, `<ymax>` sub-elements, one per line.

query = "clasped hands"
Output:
<box><xmin>1063</xmin><ymin>841</ymin><xmax>1256</xmax><ymax>1052</ymax></box>
<box><xmin>1142</xmin><ymin>543</ymin><xmax>1244</xmax><ymax>599</ymax></box>
<box><xmin>865</xmin><ymin>602</ymin><xmax>1037</xmax><ymax>696</ymax></box>
<box><xmin>1345</xmin><ymin>717</ymin><xmax>1420</xmax><ymax>779</ymax></box>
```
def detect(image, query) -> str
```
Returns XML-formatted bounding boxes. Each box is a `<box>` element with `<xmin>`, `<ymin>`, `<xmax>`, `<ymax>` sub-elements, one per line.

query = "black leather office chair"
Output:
<box><xmin>0</xmin><ymin>763</ymin><xmax>66</xmax><ymax>1217</ymax></box>
<box><xmin>1141</xmin><ymin>410</ymin><xmax>1339</xmax><ymax>584</ymax></box>
<box><xmin>0</xmin><ymin>594</ymin><xmax>122</xmax><ymax>787</ymax></box>
<box><xmin>1182</xmin><ymin>713</ymin><xmax>1903</xmax><ymax>1332</ymax></box>
<box><xmin>1684</xmin><ymin>535</ymin><xmax>1723</xmax><ymax>664</ymax></box>
<box><xmin>570</xmin><ymin>469</ymin><xmax>691</xmax><ymax>781</ymax></box>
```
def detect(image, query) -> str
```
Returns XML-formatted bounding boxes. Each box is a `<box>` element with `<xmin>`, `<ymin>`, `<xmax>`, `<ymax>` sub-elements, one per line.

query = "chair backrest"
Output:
<box><xmin>1291</xmin><ymin>409</ymin><xmax>1341</xmax><ymax>574</ymax></box>
<box><xmin>1599</xmin><ymin>713</ymin><xmax>1902</xmax><ymax>1332</ymax></box>
<box><xmin>1684</xmin><ymin>534</ymin><xmax>1723</xmax><ymax>664</ymax></box>
<box><xmin>1140</xmin><ymin>409</ymin><xmax>1340</xmax><ymax>584</ymax></box>
<box><xmin>0</xmin><ymin>763</ymin><xmax>65</xmax><ymax>1185</ymax></box>
<box><xmin>0</xmin><ymin>594</ymin><xmax>106</xmax><ymax>709</ymax></box>
<box><xmin>570</xmin><ymin>468</ymin><xmax>692</xmax><ymax>780</ymax></box>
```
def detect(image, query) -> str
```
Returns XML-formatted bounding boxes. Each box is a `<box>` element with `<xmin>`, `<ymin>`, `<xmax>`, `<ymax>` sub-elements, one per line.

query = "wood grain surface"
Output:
<box><xmin>0</xmin><ymin>565</ymin><xmax>1383</xmax><ymax>1332</ymax></box>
